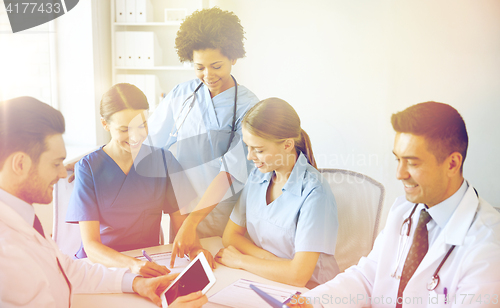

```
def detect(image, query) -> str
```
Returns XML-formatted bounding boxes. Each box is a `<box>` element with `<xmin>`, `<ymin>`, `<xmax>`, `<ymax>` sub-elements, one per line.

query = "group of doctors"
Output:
<box><xmin>1</xmin><ymin>6</ymin><xmax>499</xmax><ymax>308</ymax></box>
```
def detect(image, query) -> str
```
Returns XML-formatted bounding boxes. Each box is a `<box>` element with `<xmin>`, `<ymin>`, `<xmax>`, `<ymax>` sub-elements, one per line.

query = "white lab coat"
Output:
<box><xmin>304</xmin><ymin>184</ymin><xmax>500</xmax><ymax>308</ymax></box>
<box><xmin>0</xmin><ymin>200</ymin><xmax>127</xmax><ymax>308</ymax></box>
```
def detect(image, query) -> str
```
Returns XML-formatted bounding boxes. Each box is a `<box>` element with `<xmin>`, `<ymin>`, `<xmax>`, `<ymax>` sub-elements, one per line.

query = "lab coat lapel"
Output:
<box><xmin>412</xmin><ymin>184</ymin><xmax>479</xmax><ymax>279</ymax></box>
<box><xmin>0</xmin><ymin>200</ymin><xmax>53</xmax><ymax>249</ymax></box>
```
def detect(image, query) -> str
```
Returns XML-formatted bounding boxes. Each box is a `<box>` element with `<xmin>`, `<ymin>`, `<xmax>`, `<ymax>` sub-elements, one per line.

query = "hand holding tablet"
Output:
<box><xmin>161</xmin><ymin>252</ymin><xmax>216</xmax><ymax>307</ymax></box>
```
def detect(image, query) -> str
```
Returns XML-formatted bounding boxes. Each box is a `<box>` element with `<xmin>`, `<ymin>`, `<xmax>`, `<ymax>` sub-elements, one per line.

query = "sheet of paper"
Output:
<box><xmin>208</xmin><ymin>279</ymin><xmax>299</xmax><ymax>308</ymax></box>
<box><xmin>136</xmin><ymin>252</ymin><xmax>191</xmax><ymax>273</ymax></box>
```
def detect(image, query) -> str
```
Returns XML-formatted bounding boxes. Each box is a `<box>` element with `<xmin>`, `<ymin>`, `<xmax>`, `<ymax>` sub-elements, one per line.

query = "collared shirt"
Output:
<box><xmin>230</xmin><ymin>152</ymin><xmax>340</xmax><ymax>284</ymax></box>
<box><xmin>0</xmin><ymin>187</ymin><xmax>136</xmax><ymax>293</ymax></box>
<box><xmin>424</xmin><ymin>180</ymin><xmax>468</xmax><ymax>246</ymax></box>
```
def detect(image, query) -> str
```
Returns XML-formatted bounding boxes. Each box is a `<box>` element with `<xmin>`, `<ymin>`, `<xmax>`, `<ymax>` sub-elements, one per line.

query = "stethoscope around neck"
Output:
<box><xmin>392</xmin><ymin>189</ymin><xmax>478</xmax><ymax>291</ymax></box>
<box><xmin>167</xmin><ymin>75</ymin><xmax>238</xmax><ymax>195</ymax></box>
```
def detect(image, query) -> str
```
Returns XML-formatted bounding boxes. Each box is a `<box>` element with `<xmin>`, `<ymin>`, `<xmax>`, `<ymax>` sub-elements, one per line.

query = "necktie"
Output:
<box><xmin>34</xmin><ymin>214</ymin><xmax>72</xmax><ymax>305</ymax></box>
<box><xmin>396</xmin><ymin>209</ymin><xmax>432</xmax><ymax>307</ymax></box>
<box><xmin>33</xmin><ymin>214</ymin><xmax>45</xmax><ymax>237</ymax></box>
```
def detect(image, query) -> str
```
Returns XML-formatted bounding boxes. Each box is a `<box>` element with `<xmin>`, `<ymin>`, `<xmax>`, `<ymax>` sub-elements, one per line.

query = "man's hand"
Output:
<box><xmin>132</xmin><ymin>274</ymin><xmax>207</xmax><ymax>307</ymax></box>
<box><xmin>132</xmin><ymin>274</ymin><xmax>177</xmax><ymax>307</ymax></box>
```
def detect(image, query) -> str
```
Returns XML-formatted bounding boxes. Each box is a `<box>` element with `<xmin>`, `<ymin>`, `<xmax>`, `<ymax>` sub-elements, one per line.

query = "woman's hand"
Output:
<box><xmin>189</xmin><ymin>247</ymin><xmax>216</xmax><ymax>269</ymax></box>
<box><xmin>131</xmin><ymin>260</ymin><xmax>170</xmax><ymax>278</ymax></box>
<box><xmin>214</xmin><ymin>245</ymin><xmax>244</xmax><ymax>269</ymax></box>
<box><xmin>171</xmin><ymin>223</ymin><xmax>198</xmax><ymax>268</ymax></box>
<box><xmin>65</xmin><ymin>161</ymin><xmax>77</xmax><ymax>183</ymax></box>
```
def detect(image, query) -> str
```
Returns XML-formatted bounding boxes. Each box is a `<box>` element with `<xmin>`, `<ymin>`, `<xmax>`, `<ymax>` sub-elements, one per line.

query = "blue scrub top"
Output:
<box><xmin>66</xmin><ymin>145</ymin><xmax>192</xmax><ymax>259</ymax></box>
<box><xmin>230</xmin><ymin>153</ymin><xmax>340</xmax><ymax>285</ymax></box>
<box><xmin>146</xmin><ymin>78</ymin><xmax>260</xmax><ymax>238</ymax></box>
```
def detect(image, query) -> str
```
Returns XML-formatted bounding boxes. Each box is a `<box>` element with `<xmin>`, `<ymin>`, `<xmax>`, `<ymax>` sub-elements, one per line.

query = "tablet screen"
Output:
<box><xmin>165</xmin><ymin>258</ymin><xmax>210</xmax><ymax>305</ymax></box>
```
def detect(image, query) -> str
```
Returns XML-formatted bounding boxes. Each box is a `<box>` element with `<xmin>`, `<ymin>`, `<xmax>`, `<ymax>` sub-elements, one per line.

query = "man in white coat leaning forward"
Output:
<box><xmin>290</xmin><ymin>102</ymin><xmax>500</xmax><ymax>308</ymax></box>
<box><xmin>0</xmin><ymin>97</ymin><xmax>207</xmax><ymax>308</ymax></box>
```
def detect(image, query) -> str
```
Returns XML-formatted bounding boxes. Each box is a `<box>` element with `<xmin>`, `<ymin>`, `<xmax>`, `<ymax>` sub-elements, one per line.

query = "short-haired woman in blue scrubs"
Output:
<box><xmin>66</xmin><ymin>83</ymin><xmax>208</xmax><ymax>277</ymax></box>
<box><xmin>215</xmin><ymin>98</ymin><xmax>340</xmax><ymax>288</ymax></box>
<box><xmin>146</xmin><ymin>7</ymin><xmax>260</xmax><ymax>265</ymax></box>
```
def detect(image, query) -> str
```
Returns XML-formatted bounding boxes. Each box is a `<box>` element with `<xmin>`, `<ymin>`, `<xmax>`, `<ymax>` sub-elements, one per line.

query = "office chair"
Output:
<box><xmin>318</xmin><ymin>168</ymin><xmax>385</xmax><ymax>272</ymax></box>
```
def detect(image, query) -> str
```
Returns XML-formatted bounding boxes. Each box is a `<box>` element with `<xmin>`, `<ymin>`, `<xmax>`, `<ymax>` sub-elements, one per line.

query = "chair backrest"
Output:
<box><xmin>52</xmin><ymin>171</ymin><xmax>81</xmax><ymax>257</ymax></box>
<box><xmin>318</xmin><ymin>168</ymin><xmax>385</xmax><ymax>272</ymax></box>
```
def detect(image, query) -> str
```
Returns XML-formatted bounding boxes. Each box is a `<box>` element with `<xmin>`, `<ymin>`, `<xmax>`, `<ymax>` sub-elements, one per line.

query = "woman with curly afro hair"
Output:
<box><xmin>146</xmin><ymin>7</ymin><xmax>259</xmax><ymax>266</ymax></box>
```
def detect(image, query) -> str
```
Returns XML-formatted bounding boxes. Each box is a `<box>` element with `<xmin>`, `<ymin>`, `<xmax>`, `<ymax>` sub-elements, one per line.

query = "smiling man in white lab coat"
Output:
<box><xmin>0</xmin><ymin>97</ymin><xmax>207</xmax><ymax>308</ymax></box>
<box><xmin>290</xmin><ymin>102</ymin><xmax>500</xmax><ymax>308</ymax></box>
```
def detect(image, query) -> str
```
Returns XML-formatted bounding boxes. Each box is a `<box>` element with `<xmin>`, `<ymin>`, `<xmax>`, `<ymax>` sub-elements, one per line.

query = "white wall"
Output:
<box><xmin>211</xmin><ymin>0</ymin><xmax>500</xmax><ymax>227</ymax></box>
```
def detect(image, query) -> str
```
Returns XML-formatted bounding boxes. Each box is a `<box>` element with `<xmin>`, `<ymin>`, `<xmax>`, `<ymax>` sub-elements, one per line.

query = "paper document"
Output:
<box><xmin>208</xmin><ymin>279</ymin><xmax>299</xmax><ymax>308</ymax></box>
<box><xmin>136</xmin><ymin>252</ymin><xmax>191</xmax><ymax>273</ymax></box>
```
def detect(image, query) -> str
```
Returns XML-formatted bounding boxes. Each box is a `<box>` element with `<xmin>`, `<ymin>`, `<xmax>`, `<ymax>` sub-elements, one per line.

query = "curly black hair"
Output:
<box><xmin>175</xmin><ymin>7</ymin><xmax>246</xmax><ymax>62</ymax></box>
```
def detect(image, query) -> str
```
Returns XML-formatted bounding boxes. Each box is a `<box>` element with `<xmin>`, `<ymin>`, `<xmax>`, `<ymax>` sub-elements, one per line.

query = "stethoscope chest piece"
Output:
<box><xmin>427</xmin><ymin>275</ymin><xmax>439</xmax><ymax>291</ymax></box>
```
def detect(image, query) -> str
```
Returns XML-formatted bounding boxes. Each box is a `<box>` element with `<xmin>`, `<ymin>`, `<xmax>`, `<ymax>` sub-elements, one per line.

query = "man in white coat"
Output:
<box><xmin>290</xmin><ymin>102</ymin><xmax>500</xmax><ymax>308</ymax></box>
<box><xmin>0</xmin><ymin>97</ymin><xmax>207</xmax><ymax>308</ymax></box>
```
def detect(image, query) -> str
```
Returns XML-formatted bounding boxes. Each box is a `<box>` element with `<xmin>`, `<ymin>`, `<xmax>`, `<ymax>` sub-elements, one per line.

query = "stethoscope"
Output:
<box><xmin>392</xmin><ymin>188</ymin><xmax>478</xmax><ymax>291</ymax></box>
<box><xmin>168</xmin><ymin>75</ymin><xmax>238</xmax><ymax>195</ymax></box>
<box><xmin>169</xmin><ymin>75</ymin><xmax>238</xmax><ymax>146</ymax></box>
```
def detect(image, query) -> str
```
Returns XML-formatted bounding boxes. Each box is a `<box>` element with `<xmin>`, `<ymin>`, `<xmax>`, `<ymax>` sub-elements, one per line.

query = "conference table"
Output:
<box><xmin>72</xmin><ymin>236</ymin><xmax>309</xmax><ymax>307</ymax></box>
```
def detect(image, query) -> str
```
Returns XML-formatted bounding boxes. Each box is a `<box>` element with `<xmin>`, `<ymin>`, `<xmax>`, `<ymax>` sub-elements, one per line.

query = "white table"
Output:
<box><xmin>72</xmin><ymin>237</ymin><xmax>309</xmax><ymax>307</ymax></box>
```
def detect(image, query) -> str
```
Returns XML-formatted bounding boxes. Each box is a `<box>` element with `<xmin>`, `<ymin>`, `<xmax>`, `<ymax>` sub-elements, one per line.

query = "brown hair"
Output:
<box><xmin>242</xmin><ymin>97</ymin><xmax>317</xmax><ymax>168</ymax></box>
<box><xmin>175</xmin><ymin>7</ymin><xmax>246</xmax><ymax>62</ymax></box>
<box><xmin>100</xmin><ymin>83</ymin><xmax>149</xmax><ymax>121</ymax></box>
<box><xmin>0</xmin><ymin>97</ymin><xmax>65</xmax><ymax>169</ymax></box>
<box><xmin>391</xmin><ymin>101</ymin><xmax>468</xmax><ymax>170</ymax></box>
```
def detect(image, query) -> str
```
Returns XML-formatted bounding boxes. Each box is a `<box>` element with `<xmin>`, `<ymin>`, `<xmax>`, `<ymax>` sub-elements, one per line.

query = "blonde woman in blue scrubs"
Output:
<box><xmin>215</xmin><ymin>98</ymin><xmax>340</xmax><ymax>288</ymax></box>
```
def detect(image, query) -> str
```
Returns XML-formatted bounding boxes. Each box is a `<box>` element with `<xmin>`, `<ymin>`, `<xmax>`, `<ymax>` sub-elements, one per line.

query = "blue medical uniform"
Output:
<box><xmin>66</xmin><ymin>145</ymin><xmax>192</xmax><ymax>259</ymax></box>
<box><xmin>146</xmin><ymin>78</ymin><xmax>259</xmax><ymax>238</ymax></box>
<box><xmin>230</xmin><ymin>153</ymin><xmax>340</xmax><ymax>285</ymax></box>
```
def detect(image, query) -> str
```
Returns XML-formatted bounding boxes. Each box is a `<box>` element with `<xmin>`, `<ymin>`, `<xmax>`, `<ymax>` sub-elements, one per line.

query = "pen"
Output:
<box><xmin>142</xmin><ymin>250</ymin><xmax>157</xmax><ymax>264</ymax></box>
<box><xmin>444</xmin><ymin>287</ymin><xmax>448</xmax><ymax>304</ymax></box>
<box><xmin>283</xmin><ymin>291</ymin><xmax>302</xmax><ymax>306</ymax></box>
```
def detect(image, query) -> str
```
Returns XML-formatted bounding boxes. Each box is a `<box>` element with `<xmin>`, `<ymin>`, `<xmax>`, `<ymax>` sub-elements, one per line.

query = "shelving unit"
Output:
<box><xmin>110</xmin><ymin>0</ymin><xmax>208</xmax><ymax>109</ymax></box>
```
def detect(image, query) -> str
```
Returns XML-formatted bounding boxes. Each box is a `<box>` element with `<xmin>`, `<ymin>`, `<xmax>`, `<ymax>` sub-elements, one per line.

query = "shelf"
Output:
<box><xmin>113</xmin><ymin>22</ymin><xmax>181</xmax><ymax>27</ymax></box>
<box><xmin>114</xmin><ymin>66</ymin><xmax>193</xmax><ymax>71</ymax></box>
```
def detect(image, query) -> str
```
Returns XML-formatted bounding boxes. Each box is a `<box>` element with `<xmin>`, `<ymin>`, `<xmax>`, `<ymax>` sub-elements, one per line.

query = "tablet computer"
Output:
<box><xmin>160</xmin><ymin>252</ymin><xmax>216</xmax><ymax>307</ymax></box>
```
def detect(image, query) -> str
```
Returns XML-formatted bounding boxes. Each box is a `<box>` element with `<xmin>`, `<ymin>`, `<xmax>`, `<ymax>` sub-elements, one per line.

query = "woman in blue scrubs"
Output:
<box><xmin>66</xmin><ymin>83</ymin><xmax>206</xmax><ymax>277</ymax></box>
<box><xmin>214</xmin><ymin>98</ymin><xmax>340</xmax><ymax>288</ymax></box>
<box><xmin>146</xmin><ymin>7</ymin><xmax>259</xmax><ymax>264</ymax></box>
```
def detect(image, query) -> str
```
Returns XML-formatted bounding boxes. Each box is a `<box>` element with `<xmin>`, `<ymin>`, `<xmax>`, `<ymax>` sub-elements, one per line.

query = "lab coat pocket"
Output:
<box><xmin>428</xmin><ymin>290</ymin><xmax>449</xmax><ymax>307</ymax></box>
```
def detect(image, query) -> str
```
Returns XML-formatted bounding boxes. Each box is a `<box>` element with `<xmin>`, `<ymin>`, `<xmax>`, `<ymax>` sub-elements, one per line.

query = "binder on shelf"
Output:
<box><xmin>140</xmin><ymin>32</ymin><xmax>163</xmax><ymax>67</ymax></box>
<box><xmin>124</xmin><ymin>31</ymin><xmax>136</xmax><ymax>67</ymax></box>
<box><xmin>115</xmin><ymin>74</ymin><xmax>127</xmax><ymax>84</ymax></box>
<box><xmin>115</xmin><ymin>0</ymin><xmax>126</xmax><ymax>22</ymax></box>
<box><xmin>125</xmin><ymin>0</ymin><xmax>136</xmax><ymax>22</ymax></box>
<box><xmin>136</xmin><ymin>0</ymin><xmax>153</xmax><ymax>23</ymax></box>
<box><xmin>114</xmin><ymin>74</ymin><xmax>163</xmax><ymax>113</ymax></box>
<box><xmin>144</xmin><ymin>75</ymin><xmax>162</xmax><ymax>113</ymax></box>
<box><xmin>115</xmin><ymin>31</ymin><xmax>126</xmax><ymax>67</ymax></box>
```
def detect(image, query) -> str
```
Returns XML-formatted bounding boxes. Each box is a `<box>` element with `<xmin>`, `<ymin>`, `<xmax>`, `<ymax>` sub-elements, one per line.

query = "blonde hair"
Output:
<box><xmin>242</xmin><ymin>97</ymin><xmax>317</xmax><ymax>169</ymax></box>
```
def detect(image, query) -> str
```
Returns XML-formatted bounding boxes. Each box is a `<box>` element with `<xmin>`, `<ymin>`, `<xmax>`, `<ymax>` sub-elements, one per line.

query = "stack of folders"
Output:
<box><xmin>116</xmin><ymin>0</ymin><xmax>153</xmax><ymax>23</ymax></box>
<box><xmin>115</xmin><ymin>31</ymin><xmax>163</xmax><ymax>68</ymax></box>
<box><xmin>116</xmin><ymin>74</ymin><xmax>164</xmax><ymax>113</ymax></box>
